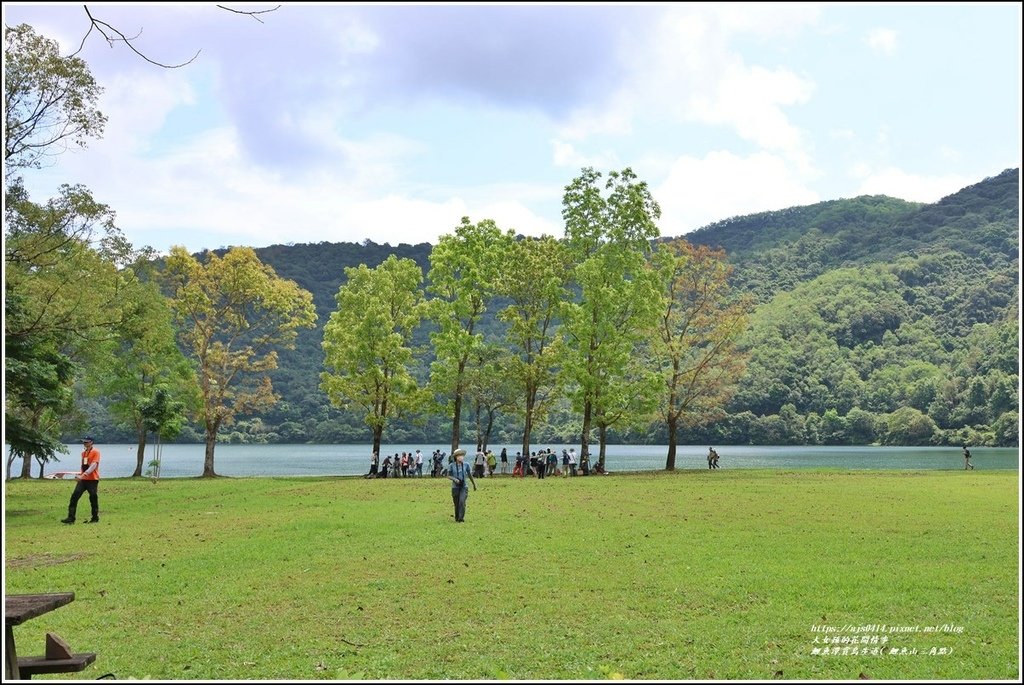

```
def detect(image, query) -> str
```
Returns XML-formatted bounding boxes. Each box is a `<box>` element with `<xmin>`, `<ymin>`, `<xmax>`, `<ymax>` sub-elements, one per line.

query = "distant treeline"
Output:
<box><xmin>82</xmin><ymin>168</ymin><xmax>1019</xmax><ymax>448</ymax></box>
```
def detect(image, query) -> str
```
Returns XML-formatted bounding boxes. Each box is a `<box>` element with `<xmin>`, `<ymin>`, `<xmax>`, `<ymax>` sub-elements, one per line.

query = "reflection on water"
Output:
<box><xmin>18</xmin><ymin>443</ymin><xmax>1019</xmax><ymax>479</ymax></box>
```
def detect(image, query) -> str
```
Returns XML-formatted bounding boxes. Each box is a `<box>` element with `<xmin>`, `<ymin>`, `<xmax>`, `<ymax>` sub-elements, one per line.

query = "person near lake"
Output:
<box><xmin>474</xmin><ymin>449</ymin><xmax>487</xmax><ymax>478</ymax></box>
<box><xmin>448</xmin><ymin>448</ymin><xmax>477</xmax><ymax>522</ymax></box>
<box><xmin>415</xmin><ymin>449</ymin><xmax>424</xmax><ymax>477</ymax></box>
<box><xmin>546</xmin><ymin>448</ymin><xmax>558</xmax><ymax>476</ymax></box>
<box><xmin>62</xmin><ymin>436</ymin><xmax>101</xmax><ymax>524</ymax></box>
<box><xmin>707</xmin><ymin>447</ymin><xmax>720</xmax><ymax>469</ymax></box>
<box><xmin>486</xmin><ymin>450</ymin><xmax>496</xmax><ymax>477</ymax></box>
<box><xmin>379</xmin><ymin>455</ymin><xmax>392</xmax><ymax>478</ymax></box>
<box><xmin>499</xmin><ymin>448</ymin><xmax>509</xmax><ymax>475</ymax></box>
<box><xmin>963</xmin><ymin>445</ymin><xmax>974</xmax><ymax>470</ymax></box>
<box><xmin>365</xmin><ymin>452</ymin><xmax>379</xmax><ymax>478</ymax></box>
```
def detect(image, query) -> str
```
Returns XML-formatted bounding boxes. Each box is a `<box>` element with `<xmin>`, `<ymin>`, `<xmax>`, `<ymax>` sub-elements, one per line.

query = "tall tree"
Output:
<box><xmin>495</xmin><ymin>235</ymin><xmax>569</xmax><ymax>458</ymax></box>
<box><xmin>163</xmin><ymin>246</ymin><xmax>316</xmax><ymax>477</ymax></box>
<box><xmin>321</xmin><ymin>255</ymin><xmax>427</xmax><ymax>457</ymax></box>
<box><xmin>651</xmin><ymin>240</ymin><xmax>750</xmax><ymax>470</ymax></box>
<box><xmin>426</xmin><ymin>217</ymin><xmax>513</xmax><ymax>452</ymax></box>
<box><xmin>561</xmin><ymin>167</ymin><xmax>663</xmax><ymax>466</ymax></box>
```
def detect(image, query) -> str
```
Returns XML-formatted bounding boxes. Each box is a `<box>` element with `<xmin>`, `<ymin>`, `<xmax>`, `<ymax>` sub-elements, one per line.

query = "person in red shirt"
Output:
<box><xmin>61</xmin><ymin>436</ymin><xmax>101</xmax><ymax>524</ymax></box>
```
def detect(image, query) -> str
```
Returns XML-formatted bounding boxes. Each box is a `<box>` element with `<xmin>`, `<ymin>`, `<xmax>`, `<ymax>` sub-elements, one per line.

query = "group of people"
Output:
<box><xmin>707</xmin><ymin>447</ymin><xmax>721</xmax><ymax>470</ymax></box>
<box><xmin>510</xmin><ymin>447</ymin><xmax>596</xmax><ymax>478</ymax></box>
<box><xmin>365</xmin><ymin>446</ymin><xmax>608</xmax><ymax>481</ymax></box>
<box><xmin>365</xmin><ymin>450</ymin><xmax>426</xmax><ymax>478</ymax></box>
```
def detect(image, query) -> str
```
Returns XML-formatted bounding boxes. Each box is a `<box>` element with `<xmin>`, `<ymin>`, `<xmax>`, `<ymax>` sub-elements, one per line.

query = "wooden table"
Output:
<box><xmin>5</xmin><ymin>592</ymin><xmax>95</xmax><ymax>680</ymax></box>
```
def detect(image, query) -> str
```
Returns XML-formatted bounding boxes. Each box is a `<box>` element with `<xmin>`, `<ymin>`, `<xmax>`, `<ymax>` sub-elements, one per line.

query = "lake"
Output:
<box><xmin>20</xmin><ymin>443</ymin><xmax>1020</xmax><ymax>479</ymax></box>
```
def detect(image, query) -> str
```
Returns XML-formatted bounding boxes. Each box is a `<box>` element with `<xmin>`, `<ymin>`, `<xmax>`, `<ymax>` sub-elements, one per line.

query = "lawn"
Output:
<box><xmin>3</xmin><ymin>469</ymin><xmax>1019</xmax><ymax>680</ymax></box>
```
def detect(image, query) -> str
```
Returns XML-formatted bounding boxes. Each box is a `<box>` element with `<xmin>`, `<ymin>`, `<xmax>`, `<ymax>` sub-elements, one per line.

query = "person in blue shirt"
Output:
<box><xmin>448</xmin><ymin>448</ymin><xmax>477</xmax><ymax>523</ymax></box>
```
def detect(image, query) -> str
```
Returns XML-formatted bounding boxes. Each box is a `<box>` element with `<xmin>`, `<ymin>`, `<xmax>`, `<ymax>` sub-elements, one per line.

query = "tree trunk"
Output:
<box><xmin>133</xmin><ymin>425</ymin><xmax>148</xmax><ymax>478</ymax></box>
<box><xmin>474</xmin><ymin>399</ymin><xmax>483</xmax><ymax>452</ymax></box>
<box><xmin>203</xmin><ymin>421</ymin><xmax>219</xmax><ymax>477</ymax></box>
<box><xmin>580</xmin><ymin>398</ymin><xmax>592</xmax><ymax>465</ymax></box>
<box><xmin>483</xmin><ymin>408</ymin><xmax>495</xmax><ymax>453</ymax></box>
<box><xmin>20</xmin><ymin>452</ymin><xmax>32</xmax><ymax>479</ymax></box>
<box><xmin>522</xmin><ymin>396</ymin><xmax>535</xmax><ymax>463</ymax></box>
<box><xmin>372</xmin><ymin>427</ymin><xmax>383</xmax><ymax>460</ymax></box>
<box><xmin>598</xmin><ymin>423</ymin><xmax>608</xmax><ymax>468</ymax></box>
<box><xmin>665</xmin><ymin>414</ymin><xmax>678</xmax><ymax>471</ymax></box>
<box><xmin>451</xmin><ymin>392</ymin><xmax>463</xmax><ymax>454</ymax></box>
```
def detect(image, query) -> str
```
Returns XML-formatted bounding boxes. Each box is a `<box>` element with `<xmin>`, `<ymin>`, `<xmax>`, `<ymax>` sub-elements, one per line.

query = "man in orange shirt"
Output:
<box><xmin>61</xmin><ymin>436</ymin><xmax>101</xmax><ymax>524</ymax></box>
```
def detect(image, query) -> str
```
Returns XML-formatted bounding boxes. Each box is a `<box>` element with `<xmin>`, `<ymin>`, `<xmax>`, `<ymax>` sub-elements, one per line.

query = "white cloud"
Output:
<box><xmin>30</xmin><ymin>119</ymin><xmax>561</xmax><ymax>252</ymax></box>
<box><xmin>655</xmin><ymin>151</ymin><xmax>819</xmax><ymax>236</ymax></box>
<box><xmin>866</xmin><ymin>28</ymin><xmax>898</xmax><ymax>55</ymax></box>
<box><xmin>686</xmin><ymin>62</ymin><xmax>815</xmax><ymax>166</ymax></box>
<box><xmin>550</xmin><ymin>140</ymin><xmax>620</xmax><ymax>171</ymax></box>
<box><xmin>558</xmin><ymin>5</ymin><xmax>818</xmax><ymax>172</ymax></box>
<box><xmin>854</xmin><ymin>167</ymin><xmax>972</xmax><ymax>203</ymax></box>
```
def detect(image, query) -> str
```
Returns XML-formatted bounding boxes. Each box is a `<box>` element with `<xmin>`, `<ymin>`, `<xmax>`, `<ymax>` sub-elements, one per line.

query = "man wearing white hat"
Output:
<box><xmin>447</xmin><ymin>448</ymin><xmax>477</xmax><ymax>522</ymax></box>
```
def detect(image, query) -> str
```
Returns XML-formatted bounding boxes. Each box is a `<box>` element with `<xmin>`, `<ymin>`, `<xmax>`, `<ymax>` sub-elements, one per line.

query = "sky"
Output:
<box><xmin>3</xmin><ymin>2</ymin><xmax>1022</xmax><ymax>255</ymax></box>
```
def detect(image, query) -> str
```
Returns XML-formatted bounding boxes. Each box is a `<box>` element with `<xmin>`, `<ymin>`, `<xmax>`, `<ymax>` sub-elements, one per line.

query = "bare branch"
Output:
<box><xmin>73</xmin><ymin>5</ymin><xmax>199</xmax><ymax>68</ymax></box>
<box><xmin>66</xmin><ymin>4</ymin><xmax>282</xmax><ymax>69</ymax></box>
<box><xmin>215</xmin><ymin>5</ymin><xmax>282</xmax><ymax>23</ymax></box>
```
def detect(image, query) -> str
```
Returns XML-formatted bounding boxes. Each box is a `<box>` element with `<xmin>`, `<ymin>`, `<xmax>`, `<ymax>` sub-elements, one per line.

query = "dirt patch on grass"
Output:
<box><xmin>7</xmin><ymin>552</ymin><xmax>88</xmax><ymax>569</ymax></box>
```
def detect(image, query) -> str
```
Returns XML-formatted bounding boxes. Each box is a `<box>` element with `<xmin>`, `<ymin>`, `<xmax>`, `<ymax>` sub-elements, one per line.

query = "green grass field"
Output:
<box><xmin>3</xmin><ymin>469</ymin><xmax>1019</xmax><ymax>680</ymax></box>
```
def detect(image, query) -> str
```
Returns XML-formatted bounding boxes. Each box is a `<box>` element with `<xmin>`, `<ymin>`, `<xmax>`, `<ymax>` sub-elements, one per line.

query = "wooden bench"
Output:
<box><xmin>14</xmin><ymin>632</ymin><xmax>96</xmax><ymax>680</ymax></box>
<box><xmin>16</xmin><ymin>653</ymin><xmax>96</xmax><ymax>679</ymax></box>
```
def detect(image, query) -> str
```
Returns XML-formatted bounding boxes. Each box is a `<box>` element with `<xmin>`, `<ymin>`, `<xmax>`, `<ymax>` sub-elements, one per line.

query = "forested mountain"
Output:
<box><xmin>85</xmin><ymin>168</ymin><xmax>1019</xmax><ymax>447</ymax></box>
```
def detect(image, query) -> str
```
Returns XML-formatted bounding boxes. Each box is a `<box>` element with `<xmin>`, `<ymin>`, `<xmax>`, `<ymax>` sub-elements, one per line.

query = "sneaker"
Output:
<box><xmin>61</xmin><ymin>517</ymin><xmax>75</xmax><ymax>524</ymax></box>
<box><xmin>84</xmin><ymin>518</ymin><xmax>99</xmax><ymax>524</ymax></box>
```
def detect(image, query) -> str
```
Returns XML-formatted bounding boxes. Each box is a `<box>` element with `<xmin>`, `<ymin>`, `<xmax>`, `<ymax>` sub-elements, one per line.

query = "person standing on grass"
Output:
<box><xmin>474</xmin><ymin>449</ymin><xmax>487</xmax><ymax>478</ymax></box>
<box><xmin>62</xmin><ymin>436</ymin><xmax>101</xmax><ymax>524</ymax></box>
<box><xmin>963</xmin><ymin>445</ymin><xmax>974</xmax><ymax>470</ymax></box>
<box><xmin>448</xmin><ymin>448</ymin><xmax>477</xmax><ymax>522</ymax></box>
<box><xmin>415</xmin><ymin>449</ymin><xmax>424</xmax><ymax>477</ymax></box>
<box><xmin>500</xmin><ymin>448</ymin><xmax>509</xmax><ymax>475</ymax></box>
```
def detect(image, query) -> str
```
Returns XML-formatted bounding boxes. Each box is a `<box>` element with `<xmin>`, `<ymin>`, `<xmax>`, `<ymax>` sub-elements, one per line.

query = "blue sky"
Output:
<box><xmin>3</xmin><ymin>2</ymin><xmax>1021</xmax><ymax>254</ymax></box>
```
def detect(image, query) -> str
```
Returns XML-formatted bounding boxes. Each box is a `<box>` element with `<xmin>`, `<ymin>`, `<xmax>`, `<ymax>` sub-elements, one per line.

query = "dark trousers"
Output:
<box><xmin>68</xmin><ymin>480</ymin><xmax>99</xmax><ymax>520</ymax></box>
<box><xmin>451</xmin><ymin>486</ymin><xmax>468</xmax><ymax>522</ymax></box>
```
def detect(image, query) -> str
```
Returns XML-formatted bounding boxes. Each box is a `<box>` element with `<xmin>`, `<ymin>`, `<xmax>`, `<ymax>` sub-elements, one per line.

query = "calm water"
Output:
<box><xmin>22</xmin><ymin>443</ymin><xmax>1021</xmax><ymax>479</ymax></box>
